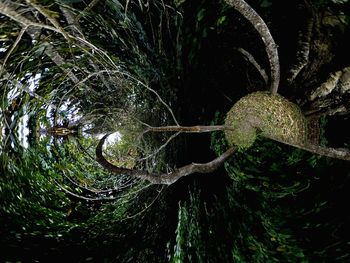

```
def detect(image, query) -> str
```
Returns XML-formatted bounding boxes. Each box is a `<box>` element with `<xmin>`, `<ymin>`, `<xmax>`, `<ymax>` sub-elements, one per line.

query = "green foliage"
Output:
<box><xmin>180</xmin><ymin>0</ymin><xmax>229</xmax><ymax>65</ymax></box>
<box><xmin>0</xmin><ymin>136</ymin><xmax>168</xmax><ymax>261</ymax></box>
<box><xmin>168</xmin><ymin>112</ymin><xmax>347</xmax><ymax>262</ymax></box>
<box><xmin>260</xmin><ymin>0</ymin><xmax>272</xmax><ymax>8</ymax></box>
<box><xmin>171</xmin><ymin>190</ymin><xmax>206</xmax><ymax>263</ymax></box>
<box><xmin>213</xmin><ymin>111</ymin><xmax>322</xmax><ymax>199</ymax></box>
<box><xmin>1</xmin><ymin>4</ymin><xmax>183</xmax><ymax>260</ymax></box>
<box><xmin>169</xmin><ymin>186</ymin><xmax>308</xmax><ymax>263</ymax></box>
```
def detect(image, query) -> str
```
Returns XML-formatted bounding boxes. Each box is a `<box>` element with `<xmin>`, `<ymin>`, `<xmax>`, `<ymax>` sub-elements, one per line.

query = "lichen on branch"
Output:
<box><xmin>225</xmin><ymin>91</ymin><xmax>308</xmax><ymax>149</ymax></box>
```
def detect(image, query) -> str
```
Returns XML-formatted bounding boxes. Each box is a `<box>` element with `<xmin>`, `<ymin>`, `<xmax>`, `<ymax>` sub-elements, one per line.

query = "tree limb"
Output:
<box><xmin>224</xmin><ymin>0</ymin><xmax>280</xmax><ymax>94</ymax></box>
<box><xmin>236</xmin><ymin>47</ymin><xmax>268</xmax><ymax>86</ymax></box>
<box><xmin>267</xmin><ymin>135</ymin><xmax>350</xmax><ymax>161</ymax></box>
<box><xmin>146</xmin><ymin>125</ymin><xmax>231</xmax><ymax>133</ymax></box>
<box><xmin>96</xmin><ymin>134</ymin><xmax>236</xmax><ymax>185</ymax></box>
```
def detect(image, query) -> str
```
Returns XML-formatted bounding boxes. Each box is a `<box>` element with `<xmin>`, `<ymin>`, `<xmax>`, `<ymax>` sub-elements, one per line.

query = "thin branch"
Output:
<box><xmin>120</xmin><ymin>187</ymin><xmax>164</xmax><ymax>221</ymax></box>
<box><xmin>1</xmin><ymin>26</ymin><xmax>27</xmax><ymax>75</ymax></box>
<box><xmin>55</xmin><ymin>180</ymin><xmax>117</xmax><ymax>201</ymax></box>
<box><xmin>137</xmin><ymin>131</ymin><xmax>181</xmax><ymax>162</ymax></box>
<box><xmin>72</xmin><ymin>69</ymin><xmax>180</xmax><ymax>126</ymax></box>
<box><xmin>0</xmin><ymin>69</ymin><xmax>46</xmax><ymax>102</ymax></box>
<box><xmin>96</xmin><ymin>134</ymin><xmax>236</xmax><ymax>185</ymax></box>
<box><xmin>225</xmin><ymin>0</ymin><xmax>280</xmax><ymax>94</ymax></box>
<box><xmin>59</xmin><ymin>4</ymin><xmax>84</xmax><ymax>37</ymax></box>
<box><xmin>76</xmin><ymin>0</ymin><xmax>101</xmax><ymax>21</ymax></box>
<box><xmin>38</xmin><ymin>41</ymin><xmax>80</xmax><ymax>83</ymax></box>
<box><xmin>309</xmin><ymin>66</ymin><xmax>350</xmax><ymax>101</ymax></box>
<box><xmin>236</xmin><ymin>47</ymin><xmax>268</xmax><ymax>86</ymax></box>
<box><xmin>0</xmin><ymin>2</ymin><xmax>82</xmax><ymax>86</ymax></box>
<box><xmin>0</xmin><ymin>2</ymin><xmax>62</xmax><ymax>35</ymax></box>
<box><xmin>25</xmin><ymin>0</ymin><xmax>70</xmax><ymax>40</ymax></box>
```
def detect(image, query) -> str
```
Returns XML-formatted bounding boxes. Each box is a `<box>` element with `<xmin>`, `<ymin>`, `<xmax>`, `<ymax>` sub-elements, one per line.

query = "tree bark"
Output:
<box><xmin>224</xmin><ymin>0</ymin><xmax>280</xmax><ymax>94</ymax></box>
<box><xmin>96</xmin><ymin>134</ymin><xmax>236</xmax><ymax>185</ymax></box>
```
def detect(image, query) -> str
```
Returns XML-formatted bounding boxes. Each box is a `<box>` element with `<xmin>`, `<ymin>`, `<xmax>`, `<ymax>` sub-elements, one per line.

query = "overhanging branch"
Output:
<box><xmin>267</xmin><ymin>135</ymin><xmax>350</xmax><ymax>162</ymax></box>
<box><xmin>96</xmin><ymin>134</ymin><xmax>236</xmax><ymax>185</ymax></box>
<box><xmin>224</xmin><ymin>0</ymin><xmax>280</xmax><ymax>94</ymax></box>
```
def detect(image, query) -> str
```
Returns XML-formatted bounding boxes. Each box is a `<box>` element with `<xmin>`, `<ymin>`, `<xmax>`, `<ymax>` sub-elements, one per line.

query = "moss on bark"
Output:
<box><xmin>225</xmin><ymin>91</ymin><xmax>308</xmax><ymax>149</ymax></box>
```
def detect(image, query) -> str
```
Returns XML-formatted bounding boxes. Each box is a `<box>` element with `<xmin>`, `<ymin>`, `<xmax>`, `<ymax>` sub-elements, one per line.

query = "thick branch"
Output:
<box><xmin>225</xmin><ymin>0</ymin><xmax>280</xmax><ymax>94</ymax></box>
<box><xmin>96</xmin><ymin>134</ymin><xmax>236</xmax><ymax>185</ymax></box>
<box><xmin>147</xmin><ymin>125</ymin><xmax>230</xmax><ymax>133</ymax></box>
<box><xmin>267</xmin><ymin>135</ymin><xmax>350</xmax><ymax>161</ymax></box>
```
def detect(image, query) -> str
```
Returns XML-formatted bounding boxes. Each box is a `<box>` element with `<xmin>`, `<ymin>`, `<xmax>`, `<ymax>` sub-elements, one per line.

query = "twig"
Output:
<box><xmin>25</xmin><ymin>0</ymin><xmax>70</xmax><ymax>41</ymax></box>
<box><xmin>1</xmin><ymin>26</ymin><xmax>27</xmax><ymax>75</ymax></box>
<box><xmin>137</xmin><ymin>131</ymin><xmax>181</xmax><ymax>162</ymax></box>
<box><xmin>55</xmin><ymin>180</ymin><xmax>118</xmax><ymax>201</ymax></box>
<box><xmin>76</xmin><ymin>0</ymin><xmax>101</xmax><ymax>21</ymax></box>
<box><xmin>120</xmin><ymin>187</ymin><xmax>164</xmax><ymax>221</ymax></box>
<box><xmin>147</xmin><ymin>125</ymin><xmax>232</xmax><ymax>133</ymax></box>
<box><xmin>236</xmin><ymin>47</ymin><xmax>268</xmax><ymax>86</ymax></box>
<box><xmin>0</xmin><ymin>2</ymin><xmax>63</xmax><ymax>35</ymax></box>
<box><xmin>72</xmin><ymin>68</ymin><xmax>180</xmax><ymax>126</ymax></box>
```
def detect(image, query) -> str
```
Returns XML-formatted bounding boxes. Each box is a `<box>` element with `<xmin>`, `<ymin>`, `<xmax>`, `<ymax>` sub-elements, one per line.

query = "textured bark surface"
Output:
<box><xmin>225</xmin><ymin>91</ymin><xmax>307</xmax><ymax>149</ymax></box>
<box><xmin>224</xmin><ymin>0</ymin><xmax>280</xmax><ymax>94</ymax></box>
<box><xmin>96</xmin><ymin>134</ymin><xmax>236</xmax><ymax>185</ymax></box>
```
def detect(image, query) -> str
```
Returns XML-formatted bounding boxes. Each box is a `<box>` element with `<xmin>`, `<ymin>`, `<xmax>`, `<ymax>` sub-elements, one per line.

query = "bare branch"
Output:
<box><xmin>267</xmin><ymin>135</ymin><xmax>350</xmax><ymax>162</ymax></box>
<box><xmin>0</xmin><ymin>2</ymin><xmax>62</xmax><ymax>34</ymax></box>
<box><xmin>0</xmin><ymin>2</ymin><xmax>82</xmax><ymax>85</ymax></box>
<box><xmin>236</xmin><ymin>47</ymin><xmax>268</xmax><ymax>86</ymax></box>
<box><xmin>55</xmin><ymin>180</ymin><xmax>117</xmax><ymax>201</ymax></box>
<box><xmin>309</xmin><ymin>66</ymin><xmax>350</xmax><ymax>101</ymax></box>
<box><xmin>147</xmin><ymin>125</ymin><xmax>230</xmax><ymax>133</ymax></box>
<box><xmin>25</xmin><ymin>0</ymin><xmax>70</xmax><ymax>40</ymax></box>
<box><xmin>138</xmin><ymin>131</ymin><xmax>181</xmax><ymax>162</ymax></box>
<box><xmin>59</xmin><ymin>4</ymin><xmax>84</xmax><ymax>37</ymax></box>
<box><xmin>224</xmin><ymin>0</ymin><xmax>280</xmax><ymax>94</ymax></box>
<box><xmin>1</xmin><ymin>26</ymin><xmax>27</xmax><ymax>75</ymax></box>
<box><xmin>76</xmin><ymin>0</ymin><xmax>101</xmax><ymax>21</ymax></box>
<box><xmin>73</xmin><ymin>69</ymin><xmax>180</xmax><ymax>126</ymax></box>
<box><xmin>0</xmin><ymin>69</ymin><xmax>46</xmax><ymax>102</ymax></box>
<box><xmin>38</xmin><ymin>41</ymin><xmax>80</xmax><ymax>83</ymax></box>
<box><xmin>304</xmin><ymin>66</ymin><xmax>350</xmax><ymax>117</ymax></box>
<box><xmin>96</xmin><ymin>134</ymin><xmax>236</xmax><ymax>185</ymax></box>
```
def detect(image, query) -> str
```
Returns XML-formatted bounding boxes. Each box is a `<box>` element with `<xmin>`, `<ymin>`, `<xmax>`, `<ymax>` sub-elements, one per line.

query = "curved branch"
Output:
<box><xmin>225</xmin><ymin>0</ymin><xmax>280</xmax><ymax>94</ymax></box>
<box><xmin>236</xmin><ymin>47</ymin><xmax>268</xmax><ymax>86</ymax></box>
<box><xmin>96</xmin><ymin>134</ymin><xmax>236</xmax><ymax>185</ymax></box>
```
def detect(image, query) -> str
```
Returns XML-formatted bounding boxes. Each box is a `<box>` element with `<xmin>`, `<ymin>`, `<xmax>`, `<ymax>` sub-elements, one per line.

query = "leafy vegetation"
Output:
<box><xmin>168</xmin><ymin>114</ymin><xmax>349</xmax><ymax>262</ymax></box>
